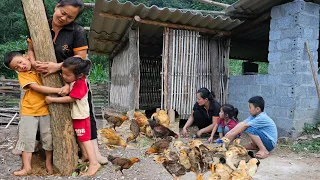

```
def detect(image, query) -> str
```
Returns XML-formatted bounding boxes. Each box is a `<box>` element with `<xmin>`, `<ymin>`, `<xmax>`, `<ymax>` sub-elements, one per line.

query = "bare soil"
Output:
<box><xmin>1</xmin><ymin>119</ymin><xmax>320</xmax><ymax>180</ymax></box>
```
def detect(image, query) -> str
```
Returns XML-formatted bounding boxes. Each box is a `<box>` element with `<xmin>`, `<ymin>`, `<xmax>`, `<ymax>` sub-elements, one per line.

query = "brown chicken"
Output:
<box><xmin>228</xmin><ymin>138</ymin><xmax>248</xmax><ymax>156</ymax></box>
<box><xmin>107</xmin><ymin>155</ymin><xmax>140</xmax><ymax>174</ymax></box>
<box><xmin>126</xmin><ymin>119</ymin><xmax>140</xmax><ymax>142</ymax></box>
<box><xmin>160</xmin><ymin>157</ymin><xmax>186</xmax><ymax>180</ymax></box>
<box><xmin>98</xmin><ymin>128</ymin><xmax>127</xmax><ymax>149</ymax></box>
<box><xmin>106</xmin><ymin>114</ymin><xmax>128</xmax><ymax>131</ymax></box>
<box><xmin>188</xmin><ymin>146</ymin><xmax>206</xmax><ymax>178</ymax></box>
<box><xmin>145</xmin><ymin>137</ymin><xmax>172</xmax><ymax>155</ymax></box>
<box><xmin>148</xmin><ymin>119</ymin><xmax>178</xmax><ymax>139</ymax></box>
<box><xmin>151</xmin><ymin>109</ymin><xmax>170</xmax><ymax>128</ymax></box>
<box><xmin>134</xmin><ymin>111</ymin><xmax>149</xmax><ymax>134</ymax></box>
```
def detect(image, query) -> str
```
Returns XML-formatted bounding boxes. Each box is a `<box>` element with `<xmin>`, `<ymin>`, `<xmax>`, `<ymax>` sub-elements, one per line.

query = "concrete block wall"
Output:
<box><xmin>228</xmin><ymin>1</ymin><xmax>320</xmax><ymax>138</ymax></box>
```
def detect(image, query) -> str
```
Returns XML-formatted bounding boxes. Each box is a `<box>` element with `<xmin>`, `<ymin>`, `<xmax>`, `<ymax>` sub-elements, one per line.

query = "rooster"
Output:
<box><xmin>126</xmin><ymin>119</ymin><xmax>140</xmax><ymax>143</ymax></box>
<box><xmin>105</xmin><ymin>114</ymin><xmax>128</xmax><ymax>131</ymax></box>
<box><xmin>148</xmin><ymin>119</ymin><xmax>178</xmax><ymax>139</ymax></box>
<box><xmin>151</xmin><ymin>109</ymin><xmax>170</xmax><ymax>128</ymax></box>
<box><xmin>107</xmin><ymin>155</ymin><xmax>140</xmax><ymax>174</ymax></box>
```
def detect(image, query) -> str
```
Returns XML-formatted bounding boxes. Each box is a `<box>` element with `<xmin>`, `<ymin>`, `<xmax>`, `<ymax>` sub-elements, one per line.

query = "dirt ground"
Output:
<box><xmin>1</xmin><ymin>119</ymin><xmax>320</xmax><ymax>180</ymax></box>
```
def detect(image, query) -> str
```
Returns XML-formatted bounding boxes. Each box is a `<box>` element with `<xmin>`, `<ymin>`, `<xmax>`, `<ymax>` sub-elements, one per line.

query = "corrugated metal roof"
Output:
<box><xmin>88</xmin><ymin>0</ymin><xmax>243</xmax><ymax>56</ymax></box>
<box><xmin>225</xmin><ymin>0</ymin><xmax>292</xmax><ymax>15</ymax></box>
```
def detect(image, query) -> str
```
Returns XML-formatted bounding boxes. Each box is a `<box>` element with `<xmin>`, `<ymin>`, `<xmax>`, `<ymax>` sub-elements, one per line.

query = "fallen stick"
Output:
<box><xmin>5</xmin><ymin>113</ymin><xmax>18</xmax><ymax>129</ymax></box>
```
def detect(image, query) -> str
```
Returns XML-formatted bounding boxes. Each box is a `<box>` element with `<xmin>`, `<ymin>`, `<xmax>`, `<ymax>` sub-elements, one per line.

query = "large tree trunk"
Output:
<box><xmin>21</xmin><ymin>0</ymin><xmax>78</xmax><ymax>175</ymax></box>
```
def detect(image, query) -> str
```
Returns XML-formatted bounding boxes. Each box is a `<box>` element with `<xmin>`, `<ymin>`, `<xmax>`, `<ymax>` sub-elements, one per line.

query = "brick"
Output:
<box><xmin>295</xmin><ymin>86</ymin><xmax>308</xmax><ymax>97</ymax></box>
<box><xmin>300</xmin><ymin>98</ymin><xmax>319</xmax><ymax>108</ymax></box>
<box><xmin>280</xmin><ymin>97</ymin><xmax>295</xmax><ymax>108</ymax></box>
<box><xmin>261</xmin><ymin>85</ymin><xmax>275</xmax><ymax>97</ymax></box>
<box><xmin>269</xmin><ymin>31</ymin><xmax>281</xmax><ymax>40</ymax></box>
<box><xmin>268</xmin><ymin>75</ymin><xmax>281</xmax><ymax>85</ymax></box>
<box><xmin>305</xmin><ymin>2</ymin><xmax>320</xmax><ymax>16</ymax></box>
<box><xmin>272</xmin><ymin>106</ymin><xmax>289</xmax><ymax>117</ymax></box>
<box><xmin>280</xmin><ymin>51</ymin><xmax>300</xmax><ymax>62</ymax></box>
<box><xmin>307</xmin><ymin>86</ymin><xmax>317</xmax><ymax>97</ymax></box>
<box><xmin>277</xmin><ymin>16</ymin><xmax>295</xmax><ymax>29</ymax></box>
<box><xmin>275</xmin><ymin>85</ymin><xmax>293</xmax><ymax>97</ymax></box>
<box><xmin>267</xmin><ymin>97</ymin><xmax>281</xmax><ymax>106</ymax></box>
<box><xmin>229</xmin><ymin>76</ymin><xmax>243</xmax><ymax>85</ymax></box>
<box><xmin>283</xmin><ymin>1</ymin><xmax>305</xmax><ymax>16</ymax></box>
<box><xmin>248</xmin><ymin>85</ymin><xmax>261</xmax><ymax>95</ymax></box>
<box><xmin>242</xmin><ymin>75</ymin><xmax>256</xmax><ymax>85</ymax></box>
<box><xmin>294</xmin><ymin>38</ymin><xmax>318</xmax><ymax>50</ymax></box>
<box><xmin>295</xmin><ymin>13</ymin><xmax>312</xmax><ymax>27</ymax></box>
<box><xmin>277</xmin><ymin>38</ymin><xmax>292</xmax><ymax>51</ymax></box>
<box><xmin>281</xmin><ymin>28</ymin><xmax>303</xmax><ymax>39</ymax></box>
<box><xmin>298</xmin><ymin>74</ymin><xmax>314</xmax><ymax>85</ymax></box>
<box><xmin>281</xmin><ymin>74</ymin><xmax>297</xmax><ymax>85</ymax></box>
<box><xmin>255</xmin><ymin>75</ymin><xmax>269</xmax><ymax>85</ymax></box>
<box><xmin>294</xmin><ymin>61</ymin><xmax>309</xmax><ymax>73</ymax></box>
<box><xmin>268</xmin><ymin>52</ymin><xmax>281</xmax><ymax>62</ymax></box>
<box><xmin>275</xmin><ymin>117</ymin><xmax>293</xmax><ymax>130</ymax></box>
<box><xmin>271</xmin><ymin>6</ymin><xmax>283</xmax><ymax>19</ymax></box>
<box><xmin>303</xmin><ymin>28</ymin><xmax>314</xmax><ymax>38</ymax></box>
<box><xmin>268</xmin><ymin>41</ymin><xmax>277</xmax><ymax>52</ymax></box>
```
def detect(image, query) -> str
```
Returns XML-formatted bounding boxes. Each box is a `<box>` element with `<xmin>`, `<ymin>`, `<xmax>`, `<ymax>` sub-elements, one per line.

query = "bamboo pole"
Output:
<box><xmin>163</xmin><ymin>27</ymin><xmax>170</xmax><ymax>110</ymax></box>
<box><xmin>171</xmin><ymin>30</ymin><xmax>176</xmax><ymax>110</ymax></box>
<box><xmin>305</xmin><ymin>42</ymin><xmax>320</xmax><ymax>101</ymax></box>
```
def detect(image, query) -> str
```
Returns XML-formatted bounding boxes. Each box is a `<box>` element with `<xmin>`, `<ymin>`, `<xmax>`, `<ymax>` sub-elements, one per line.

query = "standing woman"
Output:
<box><xmin>181</xmin><ymin>88</ymin><xmax>221</xmax><ymax>138</ymax></box>
<box><xmin>27</xmin><ymin>0</ymin><xmax>107</xmax><ymax>164</ymax></box>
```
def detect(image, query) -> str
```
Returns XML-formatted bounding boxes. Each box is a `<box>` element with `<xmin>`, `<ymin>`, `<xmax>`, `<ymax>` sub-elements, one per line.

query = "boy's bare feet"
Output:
<box><xmin>255</xmin><ymin>150</ymin><xmax>269</xmax><ymax>159</ymax></box>
<box><xmin>13</xmin><ymin>168</ymin><xmax>31</xmax><ymax>176</ymax></box>
<box><xmin>244</xmin><ymin>142</ymin><xmax>258</xmax><ymax>150</ymax></box>
<box><xmin>81</xmin><ymin>163</ymin><xmax>101</xmax><ymax>177</ymax></box>
<box><xmin>46</xmin><ymin>162</ymin><xmax>53</xmax><ymax>175</ymax></box>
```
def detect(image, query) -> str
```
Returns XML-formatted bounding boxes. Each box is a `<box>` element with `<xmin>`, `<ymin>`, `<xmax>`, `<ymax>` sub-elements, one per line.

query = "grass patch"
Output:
<box><xmin>291</xmin><ymin>139</ymin><xmax>320</xmax><ymax>153</ymax></box>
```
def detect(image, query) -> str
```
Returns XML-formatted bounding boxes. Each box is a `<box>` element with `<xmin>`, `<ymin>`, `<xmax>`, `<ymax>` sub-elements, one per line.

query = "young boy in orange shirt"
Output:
<box><xmin>4</xmin><ymin>51</ymin><xmax>67</xmax><ymax>176</ymax></box>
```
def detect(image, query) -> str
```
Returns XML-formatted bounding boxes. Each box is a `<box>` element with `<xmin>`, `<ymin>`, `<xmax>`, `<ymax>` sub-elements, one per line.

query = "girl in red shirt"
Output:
<box><xmin>208</xmin><ymin>104</ymin><xmax>239</xmax><ymax>143</ymax></box>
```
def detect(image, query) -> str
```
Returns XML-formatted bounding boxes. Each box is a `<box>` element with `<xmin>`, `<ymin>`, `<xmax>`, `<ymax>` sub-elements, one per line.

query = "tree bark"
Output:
<box><xmin>21</xmin><ymin>0</ymin><xmax>78</xmax><ymax>175</ymax></box>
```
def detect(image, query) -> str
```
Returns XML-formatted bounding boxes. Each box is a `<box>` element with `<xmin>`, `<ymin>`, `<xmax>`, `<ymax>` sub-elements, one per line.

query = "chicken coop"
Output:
<box><xmin>88</xmin><ymin>0</ymin><xmax>241</xmax><ymax>119</ymax></box>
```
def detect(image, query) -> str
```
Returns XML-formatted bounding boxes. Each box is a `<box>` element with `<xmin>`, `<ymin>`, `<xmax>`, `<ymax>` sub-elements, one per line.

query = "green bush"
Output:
<box><xmin>88</xmin><ymin>54</ymin><xmax>109</xmax><ymax>84</ymax></box>
<box><xmin>229</xmin><ymin>59</ymin><xmax>268</xmax><ymax>76</ymax></box>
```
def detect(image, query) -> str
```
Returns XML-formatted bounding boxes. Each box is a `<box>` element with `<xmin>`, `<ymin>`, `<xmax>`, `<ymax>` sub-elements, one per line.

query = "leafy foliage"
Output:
<box><xmin>229</xmin><ymin>60</ymin><xmax>268</xmax><ymax>76</ymax></box>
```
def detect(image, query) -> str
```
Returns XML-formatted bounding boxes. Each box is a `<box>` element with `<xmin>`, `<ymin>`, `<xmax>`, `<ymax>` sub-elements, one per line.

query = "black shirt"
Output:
<box><xmin>193</xmin><ymin>99</ymin><xmax>221</xmax><ymax>130</ymax></box>
<box><xmin>28</xmin><ymin>20</ymin><xmax>88</xmax><ymax>63</ymax></box>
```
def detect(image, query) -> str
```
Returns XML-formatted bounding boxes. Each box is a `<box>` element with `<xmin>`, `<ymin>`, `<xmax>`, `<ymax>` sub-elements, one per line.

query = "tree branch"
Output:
<box><xmin>194</xmin><ymin>0</ymin><xmax>231</xmax><ymax>9</ymax></box>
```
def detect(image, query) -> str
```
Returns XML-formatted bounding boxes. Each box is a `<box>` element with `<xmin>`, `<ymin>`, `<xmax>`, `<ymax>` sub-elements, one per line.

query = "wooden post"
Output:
<box><xmin>305</xmin><ymin>42</ymin><xmax>320</xmax><ymax>101</ymax></box>
<box><xmin>21</xmin><ymin>0</ymin><xmax>78</xmax><ymax>175</ymax></box>
<box><xmin>1</xmin><ymin>76</ymin><xmax>6</xmax><ymax>108</ymax></box>
<box><xmin>163</xmin><ymin>28</ymin><xmax>170</xmax><ymax>110</ymax></box>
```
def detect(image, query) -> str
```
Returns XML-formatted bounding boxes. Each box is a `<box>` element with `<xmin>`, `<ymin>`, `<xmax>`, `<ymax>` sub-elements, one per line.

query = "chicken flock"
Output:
<box><xmin>99</xmin><ymin>110</ymin><xmax>260</xmax><ymax>180</ymax></box>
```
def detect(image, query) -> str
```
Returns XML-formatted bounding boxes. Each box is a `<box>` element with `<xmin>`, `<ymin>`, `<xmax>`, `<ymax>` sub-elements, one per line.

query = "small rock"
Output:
<box><xmin>312</xmin><ymin>134</ymin><xmax>320</xmax><ymax>139</ymax></box>
<box><xmin>278</xmin><ymin>137</ymin><xmax>293</xmax><ymax>144</ymax></box>
<box><xmin>297</xmin><ymin>135</ymin><xmax>309</xmax><ymax>141</ymax></box>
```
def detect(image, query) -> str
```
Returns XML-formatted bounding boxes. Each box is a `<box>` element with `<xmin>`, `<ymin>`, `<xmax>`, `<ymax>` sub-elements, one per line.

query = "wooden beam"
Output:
<box><xmin>134</xmin><ymin>16</ymin><xmax>231</xmax><ymax>36</ymax></box>
<box><xmin>232</xmin><ymin>11</ymin><xmax>271</xmax><ymax>37</ymax></box>
<box><xmin>163</xmin><ymin>27</ymin><xmax>170</xmax><ymax>110</ymax></box>
<box><xmin>94</xmin><ymin>39</ymin><xmax>120</xmax><ymax>45</ymax></box>
<box><xmin>21</xmin><ymin>0</ymin><xmax>78</xmax><ymax>175</ymax></box>
<box><xmin>84</xmin><ymin>3</ymin><xmax>95</xmax><ymax>8</ymax></box>
<box><xmin>193</xmin><ymin>0</ymin><xmax>231</xmax><ymax>9</ymax></box>
<box><xmin>99</xmin><ymin>13</ymin><xmax>134</xmax><ymax>21</ymax></box>
<box><xmin>109</xmin><ymin>19</ymin><xmax>140</xmax><ymax>59</ymax></box>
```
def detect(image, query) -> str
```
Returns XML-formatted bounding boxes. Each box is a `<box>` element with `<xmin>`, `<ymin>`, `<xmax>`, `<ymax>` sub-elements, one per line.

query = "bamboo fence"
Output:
<box><xmin>161</xmin><ymin>29</ymin><xmax>231</xmax><ymax>119</ymax></box>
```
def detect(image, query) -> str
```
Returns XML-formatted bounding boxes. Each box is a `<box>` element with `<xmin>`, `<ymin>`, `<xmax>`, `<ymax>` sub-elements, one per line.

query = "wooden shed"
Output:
<box><xmin>88</xmin><ymin>0</ymin><xmax>243</xmax><ymax>118</ymax></box>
